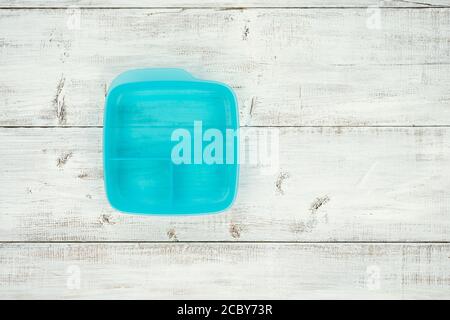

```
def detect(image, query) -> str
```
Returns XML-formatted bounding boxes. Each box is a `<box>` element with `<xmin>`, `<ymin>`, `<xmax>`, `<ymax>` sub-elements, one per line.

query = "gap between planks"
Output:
<box><xmin>2</xmin><ymin>125</ymin><xmax>450</xmax><ymax>128</ymax></box>
<box><xmin>2</xmin><ymin>241</ymin><xmax>450</xmax><ymax>244</ymax></box>
<box><xmin>1</xmin><ymin>7</ymin><xmax>450</xmax><ymax>10</ymax></box>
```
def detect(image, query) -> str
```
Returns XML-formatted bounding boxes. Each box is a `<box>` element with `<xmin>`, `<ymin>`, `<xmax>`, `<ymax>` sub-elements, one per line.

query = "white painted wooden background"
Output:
<box><xmin>0</xmin><ymin>0</ymin><xmax>449</xmax><ymax>299</ymax></box>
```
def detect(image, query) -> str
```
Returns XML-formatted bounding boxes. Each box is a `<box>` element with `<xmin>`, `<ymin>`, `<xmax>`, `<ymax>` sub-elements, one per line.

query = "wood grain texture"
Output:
<box><xmin>1</xmin><ymin>4</ymin><xmax>450</xmax><ymax>299</ymax></box>
<box><xmin>1</xmin><ymin>0</ymin><xmax>449</xmax><ymax>8</ymax></box>
<box><xmin>0</xmin><ymin>243</ymin><xmax>449</xmax><ymax>299</ymax></box>
<box><xmin>1</xmin><ymin>8</ymin><xmax>449</xmax><ymax>126</ymax></box>
<box><xmin>1</xmin><ymin>127</ymin><xmax>449</xmax><ymax>241</ymax></box>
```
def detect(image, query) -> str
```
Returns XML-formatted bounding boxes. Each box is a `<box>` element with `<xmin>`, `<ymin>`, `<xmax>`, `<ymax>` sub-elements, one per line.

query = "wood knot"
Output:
<box><xmin>99</xmin><ymin>214</ymin><xmax>115</xmax><ymax>225</ymax></box>
<box><xmin>310</xmin><ymin>196</ymin><xmax>330</xmax><ymax>213</ymax></box>
<box><xmin>56</xmin><ymin>152</ymin><xmax>73</xmax><ymax>167</ymax></box>
<box><xmin>229</xmin><ymin>222</ymin><xmax>242</xmax><ymax>239</ymax></box>
<box><xmin>275</xmin><ymin>171</ymin><xmax>290</xmax><ymax>195</ymax></box>
<box><xmin>167</xmin><ymin>228</ymin><xmax>178</xmax><ymax>241</ymax></box>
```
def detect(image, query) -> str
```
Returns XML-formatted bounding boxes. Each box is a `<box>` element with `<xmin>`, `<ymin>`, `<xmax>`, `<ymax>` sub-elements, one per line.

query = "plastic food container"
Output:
<box><xmin>103</xmin><ymin>68</ymin><xmax>239</xmax><ymax>214</ymax></box>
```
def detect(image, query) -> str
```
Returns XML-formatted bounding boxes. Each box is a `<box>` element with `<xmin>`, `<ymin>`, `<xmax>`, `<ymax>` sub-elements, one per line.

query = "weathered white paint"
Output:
<box><xmin>1</xmin><ymin>3</ymin><xmax>449</xmax><ymax>299</ymax></box>
<box><xmin>1</xmin><ymin>0</ymin><xmax>449</xmax><ymax>8</ymax></box>
<box><xmin>1</xmin><ymin>127</ymin><xmax>449</xmax><ymax>241</ymax></box>
<box><xmin>0</xmin><ymin>9</ymin><xmax>449</xmax><ymax>126</ymax></box>
<box><xmin>0</xmin><ymin>243</ymin><xmax>449</xmax><ymax>299</ymax></box>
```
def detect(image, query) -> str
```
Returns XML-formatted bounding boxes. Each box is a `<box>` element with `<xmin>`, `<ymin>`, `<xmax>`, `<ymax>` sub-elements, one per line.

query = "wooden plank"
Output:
<box><xmin>1</xmin><ymin>1</ymin><xmax>449</xmax><ymax>9</ymax></box>
<box><xmin>0</xmin><ymin>243</ymin><xmax>449</xmax><ymax>299</ymax></box>
<box><xmin>1</xmin><ymin>8</ymin><xmax>449</xmax><ymax>126</ymax></box>
<box><xmin>1</xmin><ymin>127</ymin><xmax>449</xmax><ymax>242</ymax></box>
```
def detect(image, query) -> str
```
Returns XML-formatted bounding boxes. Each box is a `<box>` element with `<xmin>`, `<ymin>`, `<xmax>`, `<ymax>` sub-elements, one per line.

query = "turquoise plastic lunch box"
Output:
<box><xmin>103</xmin><ymin>69</ymin><xmax>239</xmax><ymax>214</ymax></box>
